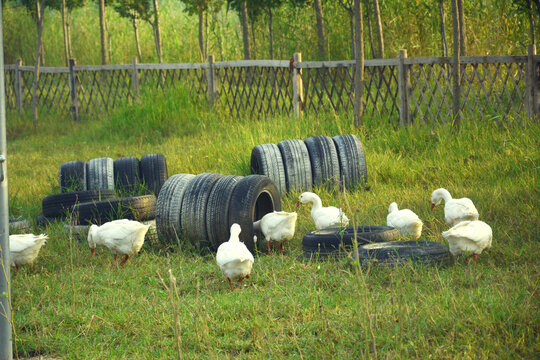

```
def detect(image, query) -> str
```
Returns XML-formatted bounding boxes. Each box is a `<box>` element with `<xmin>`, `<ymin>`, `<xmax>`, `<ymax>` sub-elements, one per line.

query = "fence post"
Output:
<box><xmin>69</xmin><ymin>58</ymin><xmax>79</xmax><ymax>121</ymax></box>
<box><xmin>15</xmin><ymin>58</ymin><xmax>23</xmax><ymax>112</ymax></box>
<box><xmin>527</xmin><ymin>44</ymin><xmax>538</xmax><ymax>118</ymax></box>
<box><xmin>292</xmin><ymin>52</ymin><xmax>304</xmax><ymax>117</ymax></box>
<box><xmin>131</xmin><ymin>56</ymin><xmax>140</xmax><ymax>104</ymax></box>
<box><xmin>398</xmin><ymin>49</ymin><xmax>410</xmax><ymax>127</ymax></box>
<box><xmin>206</xmin><ymin>54</ymin><xmax>216</xmax><ymax>106</ymax></box>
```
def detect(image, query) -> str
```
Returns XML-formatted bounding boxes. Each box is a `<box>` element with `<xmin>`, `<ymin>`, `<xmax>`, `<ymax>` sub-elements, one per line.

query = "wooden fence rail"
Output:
<box><xmin>4</xmin><ymin>47</ymin><xmax>539</xmax><ymax>125</ymax></box>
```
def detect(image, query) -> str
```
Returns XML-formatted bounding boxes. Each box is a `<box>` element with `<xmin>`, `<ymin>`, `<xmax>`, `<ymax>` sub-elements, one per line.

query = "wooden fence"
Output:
<box><xmin>4</xmin><ymin>46</ymin><xmax>539</xmax><ymax>126</ymax></box>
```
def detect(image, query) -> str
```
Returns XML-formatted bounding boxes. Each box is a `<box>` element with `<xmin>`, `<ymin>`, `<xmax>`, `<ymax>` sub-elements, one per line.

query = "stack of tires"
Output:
<box><xmin>250</xmin><ymin>134</ymin><xmax>368</xmax><ymax>193</ymax></box>
<box><xmin>39</xmin><ymin>154</ymin><xmax>167</xmax><ymax>227</ymax></box>
<box><xmin>156</xmin><ymin>173</ymin><xmax>281</xmax><ymax>253</ymax></box>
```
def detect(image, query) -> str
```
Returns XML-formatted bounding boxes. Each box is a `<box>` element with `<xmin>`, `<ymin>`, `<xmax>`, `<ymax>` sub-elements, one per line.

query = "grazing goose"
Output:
<box><xmin>430</xmin><ymin>188</ymin><xmax>479</xmax><ymax>226</ymax></box>
<box><xmin>296</xmin><ymin>192</ymin><xmax>349</xmax><ymax>230</ymax></box>
<box><xmin>87</xmin><ymin>219</ymin><xmax>150</xmax><ymax>265</ymax></box>
<box><xmin>9</xmin><ymin>234</ymin><xmax>48</xmax><ymax>271</ymax></box>
<box><xmin>442</xmin><ymin>220</ymin><xmax>492</xmax><ymax>262</ymax></box>
<box><xmin>253</xmin><ymin>211</ymin><xmax>297</xmax><ymax>255</ymax></box>
<box><xmin>387</xmin><ymin>202</ymin><xmax>423</xmax><ymax>239</ymax></box>
<box><xmin>216</xmin><ymin>223</ymin><xmax>254</xmax><ymax>290</ymax></box>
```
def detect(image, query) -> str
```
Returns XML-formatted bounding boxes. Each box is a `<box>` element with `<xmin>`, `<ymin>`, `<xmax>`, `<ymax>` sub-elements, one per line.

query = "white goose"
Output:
<box><xmin>9</xmin><ymin>234</ymin><xmax>48</xmax><ymax>271</ymax></box>
<box><xmin>216</xmin><ymin>223</ymin><xmax>254</xmax><ymax>290</ymax></box>
<box><xmin>87</xmin><ymin>219</ymin><xmax>150</xmax><ymax>265</ymax></box>
<box><xmin>431</xmin><ymin>188</ymin><xmax>479</xmax><ymax>226</ymax></box>
<box><xmin>387</xmin><ymin>202</ymin><xmax>423</xmax><ymax>239</ymax></box>
<box><xmin>253</xmin><ymin>211</ymin><xmax>297</xmax><ymax>255</ymax></box>
<box><xmin>442</xmin><ymin>220</ymin><xmax>492</xmax><ymax>262</ymax></box>
<box><xmin>297</xmin><ymin>192</ymin><xmax>349</xmax><ymax>230</ymax></box>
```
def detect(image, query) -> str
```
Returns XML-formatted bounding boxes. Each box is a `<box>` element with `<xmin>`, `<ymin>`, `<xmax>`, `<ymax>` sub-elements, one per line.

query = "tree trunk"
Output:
<box><xmin>132</xmin><ymin>17</ymin><xmax>142</xmax><ymax>62</ymax></box>
<box><xmin>267</xmin><ymin>8</ymin><xmax>274</xmax><ymax>59</ymax></box>
<box><xmin>67</xmin><ymin>11</ymin><xmax>73</xmax><ymax>59</ymax></box>
<box><xmin>61</xmin><ymin>0</ymin><xmax>69</xmax><ymax>66</ymax></box>
<box><xmin>373</xmin><ymin>0</ymin><xmax>384</xmax><ymax>58</ymax></box>
<box><xmin>152</xmin><ymin>0</ymin><xmax>163</xmax><ymax>63</ymax></box>
<box><xmin>365</xmin><ymin>0</ymin><xmax>375</xmax><ymax>58</ymax></box>
<box><xmin>440</xmin><ymin>0</ymin><xmax>448</xmax><ymax>57</ymax></box>
<box><xmin>250</xmin><ymin>17</ymin><xmax>257</xmax><ymax>59</ymax></box>
<box><xmin>451</xmin><ymin>0</ymin><xmax>461</xmax><ymax>127</ymax></box>
<box><xmin>241</xmin><ymin>0</ymin><xmax>250</xmax><ymax>60</ymax></box>
<box><xmin>349</xmin><ymin>10</ymin><xmax>355</xmax><ymax>58</ymax></box>
<box><xmin>353</xmin><ymin>0</ymin><xmax>364</xmax><ymax>127</ymax></box>
<box><xmin>32</xmin><ymin>0</ymin><xmax>46</xmax><ymax>129</ymax></box>
<box><xmin>457</xmin><ymin>0</ymin><xmax>466</xmax><ymax>56</ymax></box>
<box><xmin>98</xmin><ymin>0</ymin><xmax>107</xmax><ymax>65</ymax></box>
<box><xmin>35</xmin><ymin>0</ymin><xmax>45</xmax><ymax>65</ymax></box>
<box><xmin>198</xmin><ymin>9</ymin><xmax>205</xmax><ymax>62</ymax></box>
<box><xmin>210</xmin><ymin>11</ymin><xmax>224</xmax><ymax>61</ymax></box>
<box><xmin>528</xmin><ymin>0</ymin><xmax>536</xmax><ymax>45</ymax></box>
<box><xmin>314</xmin><ymin>0</ymin><xmax>326</xmax><ymax>60</ymax></box>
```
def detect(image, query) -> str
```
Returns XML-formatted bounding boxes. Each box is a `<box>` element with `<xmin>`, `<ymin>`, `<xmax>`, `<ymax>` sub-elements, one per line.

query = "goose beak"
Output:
<box><xmin>430</xmin><ymin>203</ymin><xmax>435</xmax><ymax>211</ymax></box>
<box><xmin>91</xmin><ymin>248</ymin><xmax>96</xmax><ymax>255</ymax></box>
<box><xmin>296</xmin><ymin>201</ymin><xmax>301</xmax><ymax>208</ymax></box>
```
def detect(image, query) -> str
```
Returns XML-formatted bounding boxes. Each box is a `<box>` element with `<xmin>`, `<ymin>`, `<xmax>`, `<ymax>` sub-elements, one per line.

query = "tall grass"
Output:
<box><xmin>5</xmin><ymin>86</ymin><xmax>540</xmax><ymax>358</ymax></box>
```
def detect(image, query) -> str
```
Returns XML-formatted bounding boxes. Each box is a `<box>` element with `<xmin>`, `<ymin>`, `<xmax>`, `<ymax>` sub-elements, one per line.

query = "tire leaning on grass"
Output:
<box><xmin>304</xmin><ymin>136</ymin><xmax>340</xmax><ymax>188</ymax></box>
<box><xmin>302</xmin><ymin>226</ymin><xmax>399</xmax><ymax>259</ymax></box>
<box><xmin>332</xmin><ymin>134</ymin><xmax>368</xmax><ymax>190</ymax></box>
<box><xmin>277</xmin><ymin>139</ymin><xmax>312</xmax><ymax>192</ymax></box>
<box><xmin>228</xmin><ymin>175</ymin><xmax>281</xmax><ymax>253</ymax></box>
<box><xmin>140</xmin><ymin>153</ymin><xmax>168</xmax><ymax>196</ymax></box>
<box><xmin>180</xmin><ymin>173</ymin><xmax>223</xmax><ymax>250</ymax></box>
<box><xmin>114</xmin><ymin>157</ymin><xmax>141</xmax><ymax>194</ymax></box>
<box><xmin>87</xmin><ymin>157</ymin><xmax>115</xmax><ymax>191</ymax></box>
<box><xmin>74</xmin><ymin>195</ymin><xmax>157</xmax><ymax>225</ymax></box>
<box><xmin>250</xmin><ymin>144</ymin><xmax>286</xmax><ymax>194</ymax></box>
<box><xmin>59</xmin><ymin>160</ymin><xmax>87</xmax><ymax>192</ymax></box>
<box><xmin>42</xmin><ymin>189</ymin><xmax>117</xmax><ymax>217</ymax></box>
<box><xmin>155</xmin><ymin>174</ymin><xmax>195</xmax><ymax>245</ymax></box>
<box><xmin>357</xmin><ymin>241</ymin><xmax>452</xmax><ymax>267</ymax></box>
<box><xmin>205</xmin><ymin>175</ymin><xmax>243</xmax><ymax>250</ymax></box>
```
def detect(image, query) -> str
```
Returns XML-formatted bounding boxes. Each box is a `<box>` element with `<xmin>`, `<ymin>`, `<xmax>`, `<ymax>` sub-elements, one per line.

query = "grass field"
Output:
<box><xmin>4</xmin><ymin>87</ymin><xmax>540</xmax><ymax>359</ymax></box>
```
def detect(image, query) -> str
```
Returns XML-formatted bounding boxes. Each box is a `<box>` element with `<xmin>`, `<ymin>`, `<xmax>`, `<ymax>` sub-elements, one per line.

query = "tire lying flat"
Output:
<box><xmin>357</xmin><ymin>241</ymin><xmax>452</xmax><ymax>267</ymax></box>
<box><xmin>75</xmin><ymin>195</ymin><xmax>156</xmax><ymax>225</ymax></box>
<box><xmin>302</xmin><ymin>226</ymin><xmax>399</xmax><ymax>259</ymax></box>
<box><xmin>228</xmin><ymin>175</ymin><xmax>281</xmax><ymax>253</ymax></box>
<box><xmin>332</xmin><ymin>134</ymin><xmax>368</xmax><ymax>190</ymax></box>
<box><xmin>42</xmin><ymin>189</ymin><xmax>117</xmax><ymax>218</ymax></box>
<box><xmin>250</xmin><ymin>144</ymin><xmax>286</xmax><ymax>194</ymax></box>
<box><xmin>277</xmin><ymin>139</ymin><xmax>312</xmax><ymax>192</ymax></box>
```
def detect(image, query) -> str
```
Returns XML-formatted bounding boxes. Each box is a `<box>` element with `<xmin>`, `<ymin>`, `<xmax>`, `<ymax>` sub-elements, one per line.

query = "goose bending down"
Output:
<box><xmin>87</xmin><ymin>219</ymin><xmax>150</xmax><ymax>265</ymax></box>
<box><xmin>216</xmin><ymin>223</ymin><xmax>254</xmax><ymax>290</ymax></box>
<box><xmin>296</xmin><ymin>192</ymin><xmax>349</xmax><ymax>230</ymax></box>
<box><xmin>253</xmin><ymin>211</ymin><xmax>297</xmax><ymax>255</ymax></box>
<box><xmin>442</xmin><ymin>220</ymin><xmax>492</xmax><ymax>262</ymax></box>
<box><xmin>387</xmin><ymin>202</ymin><xmax>423</xmax><ymax>239</ymax></box>
<box><xmin>9</xmin><ymin>234</ymin><xmax>48</xmax><ymax>271</ymax></box>
<box><xmin>430</xmin><ymin>188</ymin><xmax>479</xmax><ymax>226</ymax></box>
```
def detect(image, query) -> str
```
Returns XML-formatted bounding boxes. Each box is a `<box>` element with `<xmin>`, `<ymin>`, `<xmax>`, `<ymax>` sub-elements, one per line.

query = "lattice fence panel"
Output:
<box><xmin>139</xmin><ymin>68</ymin><xmax>207</xmax><ymax>97</ymax></box>
<box><xmin>364</xmin><ymin>65</ymin><xmax>399</xmax><ymax>119</ymax></box>
<box><xmin>302</xmin><ymin>66</ymin><xmax>354</xmax><ymax>114</ymax></box>
<box><xmin>4</xmin><ymin>70</ymin><xmax>15</xmax><ymax>111</ymax></box>
<box><xmin>76</xmin><ymin>69</ymin><xmax>133</xmax><ymax>115</ymax></box>
<box><xmin>216</xmin><ymin>66</ymin><xmax>292</xmax><ymax>118</ymax></box>
<box><xmin>20</xmin><ymin>71</ymin><xmax>35</xmax><ymax>108</ymax></box>
<box><xmin>36</xmin><ymin>72</ymin><xmax>71</xmax><ymax>114</ymax></box>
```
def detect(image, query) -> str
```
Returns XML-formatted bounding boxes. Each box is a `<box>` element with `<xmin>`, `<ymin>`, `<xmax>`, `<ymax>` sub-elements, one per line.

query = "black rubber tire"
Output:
<box><xmin>74</xmin><ymin>195</ymin><xmax>157</xmax><ymax>225</ymax></box>
<box><xmin>87</xmin><ymin>157</ymin><xmax>115</xmax><ymax>191</ymax></box>
<box><xmin>36</xmin><ymin>214</ymin><xmax>65</xmax><ymax>227</ymax></box>
<box><xmin>304</xmin><ymin>136</ymin><xmax>340</xmax><ymax>188</ymax></box>
<box><xmin>140</xmin><ymin>153</ymin><xmax>168</xmax><ymax>196</ymax></box>
<box><xmin>357</xmin><ymin>241</ymin><xmax>452</xmax><ymax>267</ymax></box>
<box><xmin>114</xmin><ymin>157</ymin><xmax>141</xmax><ymax>194</ymax></box>
<box><xmin>277</xmin><ymin>139</ymin><xmax>312</xmax><ymax>192</ymax></box>
<box><xmin>302</xmin><ymin>226</ymin><xmax>399</xmax><ymax>258</ymax></box>
<box><xmin>205</xmin><ymin>175</ymin><xmax>243</xmax><ymax>251</ymax></box>
<box><xmin>180</xmin><ymin>173</ymin><xmax>223</xmax><ymax>250</ymax></box>
<box><xmin>42</xmin><ymin>189</ymin><xmax>117</xmax><ymax>217</ymax></box>
<box><xmin>228</xmin><ymin>175</ymin><xmax>282</xmax><ymax>253</ymax></box>
<box><xmin>9</xmin><ymin>217</ymin><xmax>31</xmax><ymax>232</ymax></box>
<box><xmin>59</xmin><ymin>161</ymin><xmax>87</xmax><ymax>192</ymax></box>
<box><xmin>250</xmin><ymin>144</ymin><xmax>286</xmax><ymax>194</ymax></box>
<box><xmin>155</xmin><ymin>174</ymin><xmax>195</xmax><ymax>245</ymax></box>
<box><xmin>332</xmin><ymin>134</ymin><xmax>368</xmax><ymax>190</ymax></box>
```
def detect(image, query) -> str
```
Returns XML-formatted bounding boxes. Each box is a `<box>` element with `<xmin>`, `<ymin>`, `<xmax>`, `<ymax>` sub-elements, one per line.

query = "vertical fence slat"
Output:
<box><xmin>69</xmin><ymin>58</ymin><xmax>79</xmax><ymax>121</ymax></box>
<box><xmin>207</xmin><ymin>54</ymin><xmax>216</xmax><ymax>106</ymax></box>
<box><xmin>292</xmin><ymin>52</ymin><xmax>304</xmax><ymax>117</ymax></box>
<box><xmin>132</xmin><ymin>56</ymin><xmax>140</xmax><ymax>104</ymax></box>
<box><xmin>398</xmin><ymin>49</ymin><xmax>409</xmax><ymax>127</ymax></box>
<box><xmin>527</xmin><ymin>44</ymin><xmax>537</xmax><ymax>118</ymax></box>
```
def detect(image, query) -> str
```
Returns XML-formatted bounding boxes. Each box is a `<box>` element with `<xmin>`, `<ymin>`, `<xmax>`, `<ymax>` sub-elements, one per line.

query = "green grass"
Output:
<box><xmin>5</xmin><ymin>88</ymin><xmax>540</xmax><ymax>359</ymax></box>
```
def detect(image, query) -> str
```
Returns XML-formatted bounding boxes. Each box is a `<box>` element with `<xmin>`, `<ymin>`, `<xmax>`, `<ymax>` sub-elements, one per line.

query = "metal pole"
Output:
<box><xmin>0</xmin><ymin>0</ymin><xmax>13</xmax><ymax>359</ymax></box>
